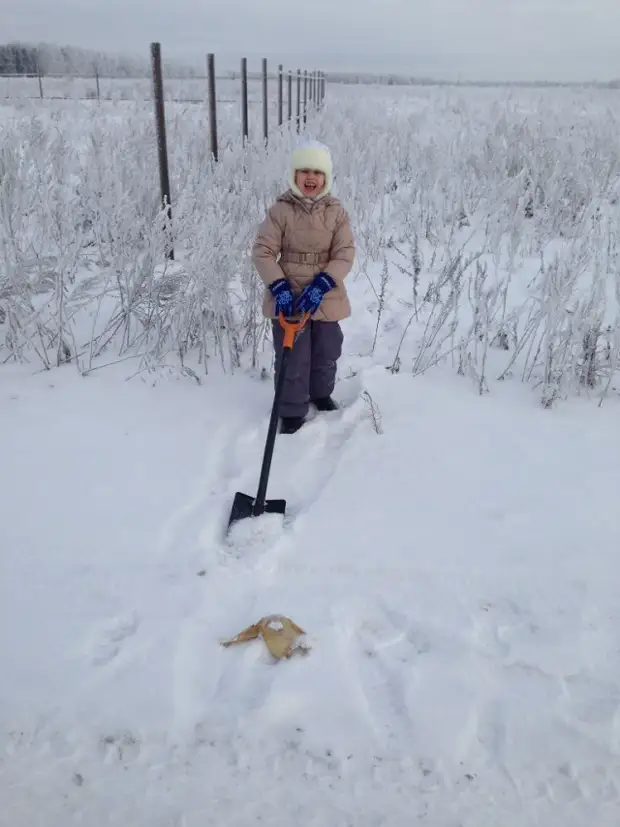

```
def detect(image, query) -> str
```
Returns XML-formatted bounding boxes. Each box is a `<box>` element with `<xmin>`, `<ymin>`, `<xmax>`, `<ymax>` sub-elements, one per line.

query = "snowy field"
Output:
<box><xmin>0</xmin><ymin>73</ymin><xmax>276</xmax><ymax>104</ymax></box>
<box><xmin>2</xmin><ymin>83</ymin><xmax>620</xmax><ymax>825</ymax></box>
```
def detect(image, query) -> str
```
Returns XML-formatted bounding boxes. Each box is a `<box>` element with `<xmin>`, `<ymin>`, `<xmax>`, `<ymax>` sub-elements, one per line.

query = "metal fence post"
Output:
<box><xmin>278</xmin><ymin>63</ymin><xmax>283</xmax><ymax>127</ymax></box>
<box><xmin>241</xmin><ymin>57</ymin><xmax>249</xmax><ymax>145</ymax></box>
<box><xmin>150</xmin><ymin>42</ymin><xmax>174</xmax><ymax>260</ymax></box>
<box><xmin>296</xmin><ymin>69</ymin><xmax>301</xmax><ymax>133</ymax></box>
<box><xmin>262</xmin><ymin>58</ymin><xmax>268</xmax><ymax>145</ymax></box>
<box><xmin>303</xmin><ymin>69</ymin><xmax>308</xmax><ymax>126</ymax></box>
<box><xmin>287</xmin><ymin>70</ymin><xmax>292</xmax><ymax>121</ymax></box>
<box><xmin>207</xmin><ymin>53</ymin><xmax>218</xmax><ymax>161</ymax></box>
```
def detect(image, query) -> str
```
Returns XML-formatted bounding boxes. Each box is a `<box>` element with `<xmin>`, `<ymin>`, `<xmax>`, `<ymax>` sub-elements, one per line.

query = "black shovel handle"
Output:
<box><xmin>252</xmin><ymin>312</ymin><xmax>310</xmax><ymax>515</ymax></box>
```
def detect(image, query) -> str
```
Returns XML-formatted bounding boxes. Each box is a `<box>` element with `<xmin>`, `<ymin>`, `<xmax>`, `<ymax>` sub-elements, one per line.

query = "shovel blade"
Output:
<box><xmin>227</xmin><ymin>492</ymin><xmax>287</xmax><ymax>532</ymax></box>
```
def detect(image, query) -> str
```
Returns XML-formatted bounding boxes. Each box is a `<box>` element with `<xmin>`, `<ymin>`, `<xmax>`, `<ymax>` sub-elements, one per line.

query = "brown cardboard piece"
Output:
<box><xmin>221</xmin><ymin>614</ymin><xmax>309</xmax><ymax>660</ymax></box>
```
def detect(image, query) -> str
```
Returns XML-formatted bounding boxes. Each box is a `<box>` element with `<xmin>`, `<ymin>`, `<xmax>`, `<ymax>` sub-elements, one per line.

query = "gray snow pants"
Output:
<box><xmin>271</xmin><ymin>319</ymin><xmax>343</xmax><ymax>418</ymax></box>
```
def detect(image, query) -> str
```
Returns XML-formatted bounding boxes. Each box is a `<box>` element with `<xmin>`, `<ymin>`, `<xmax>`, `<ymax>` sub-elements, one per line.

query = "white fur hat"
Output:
<box><xmin>289</xmin><ymin>139</ymin><xmax>333</xmax><ymax>199</ymax></box>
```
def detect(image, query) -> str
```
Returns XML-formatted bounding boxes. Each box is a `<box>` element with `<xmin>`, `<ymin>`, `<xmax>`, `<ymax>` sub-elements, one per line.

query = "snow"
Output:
<box><xmin>3</xmin><ymin>82</ymin><xmax>620</xmax><ymax>825</ymax></box>
<box><xmin>3</xmin><ymin>300</ymin><xmax>620</xmax><ymax>826</ymax></box>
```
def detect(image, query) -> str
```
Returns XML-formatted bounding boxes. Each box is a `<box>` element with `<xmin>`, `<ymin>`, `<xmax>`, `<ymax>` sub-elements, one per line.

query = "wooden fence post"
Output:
<box><xmin>241</xmin><ymin>57</ymin><xmax>249</xmax><ymax>145</ymax></box>
<box><xmin>150</xmin><ymin>41</ymin><xmax>174</xmax><ymax>260</ymax></box>
<box><xmin>207</xmin><ymin>53</ymin><xmax>218</xmax><ymax>161</ymax></box>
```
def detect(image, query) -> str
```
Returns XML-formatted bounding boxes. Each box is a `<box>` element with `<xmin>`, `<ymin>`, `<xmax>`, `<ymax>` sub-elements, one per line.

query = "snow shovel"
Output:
<box><xmin>227</xmin><ymin>311</ymin><xmax>310</xmax><ymax>532</ymax></box>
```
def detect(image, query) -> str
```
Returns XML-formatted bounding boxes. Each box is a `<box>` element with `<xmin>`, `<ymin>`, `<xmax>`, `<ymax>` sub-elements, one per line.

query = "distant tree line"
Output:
<box><xmin>0</xmin><ymin>41</ymin><xmax>199</xmax><ymax>78</ymax></box>
<box><xmin>1</xmin><ymin>41</ymin><xmax>618</xmax><ymax>88</ymax></box>
<box><xmin>326</xmin><ymin>71</ymin><xmax>620</xmax><ymax>89</ymax></box>
<box><xmin>0</xmin><ymin>43</ymin><xmax>39</xmax><ymax>74</ymax></box>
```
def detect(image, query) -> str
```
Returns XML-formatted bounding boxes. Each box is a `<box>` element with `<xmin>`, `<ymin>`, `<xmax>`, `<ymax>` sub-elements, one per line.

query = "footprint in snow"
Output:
<box><xmin>90</xmin><ymin>610</ymin><xmax>140</xmax><ymax>667</ymax></box>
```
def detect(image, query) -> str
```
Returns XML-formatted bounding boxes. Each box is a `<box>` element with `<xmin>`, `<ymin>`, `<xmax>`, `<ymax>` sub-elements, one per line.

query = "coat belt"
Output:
<box><xmin>279</xmin><ymin>251</ymin><xmax>330</xmax><ymax>264</ymax></box>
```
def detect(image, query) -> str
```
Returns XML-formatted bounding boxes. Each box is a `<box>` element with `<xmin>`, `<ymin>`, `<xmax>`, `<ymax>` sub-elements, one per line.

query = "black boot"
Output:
<box><xmin>280</xmin><ymin>416</ymin><xmax>305</xmax><ymax>434</ymax></box>
<box><xmin>312</xmin><ymin>396</ymin><xmax>338</xmax><ymax>412</ymax></box>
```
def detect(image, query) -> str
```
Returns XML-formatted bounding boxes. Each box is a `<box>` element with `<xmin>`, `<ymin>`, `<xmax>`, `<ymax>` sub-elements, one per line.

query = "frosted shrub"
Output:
<box><xmin>0</xmin><ymin>84</ymin><xmax>619</xmax><ymax>405</ymax></box>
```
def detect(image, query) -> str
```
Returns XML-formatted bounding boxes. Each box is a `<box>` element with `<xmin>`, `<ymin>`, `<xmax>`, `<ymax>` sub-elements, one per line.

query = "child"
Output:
<box><xmin>251</xmin><ymin>140</ymin><xmax>356</xmax><ymax>434</ymax></box>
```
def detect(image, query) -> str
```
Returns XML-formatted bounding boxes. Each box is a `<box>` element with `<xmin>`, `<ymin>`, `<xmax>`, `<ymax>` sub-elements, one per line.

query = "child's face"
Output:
<box><xmin>295</xmin><ymin>168</ymin><xmax>326</xmax><ymax>198</ymax></box>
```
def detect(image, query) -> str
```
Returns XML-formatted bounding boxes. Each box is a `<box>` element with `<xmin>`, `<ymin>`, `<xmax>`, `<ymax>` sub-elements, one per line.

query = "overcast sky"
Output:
<box><xmin>4</xmin><ymin>0</ymin><xmax>620</xmax><ymax>81</ymax></box>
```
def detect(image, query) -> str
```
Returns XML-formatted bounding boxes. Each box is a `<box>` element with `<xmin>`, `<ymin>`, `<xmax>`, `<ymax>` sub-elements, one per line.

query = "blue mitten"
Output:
<box><xmin>295</xmin><ymin>272</ymin><xmax>336</xmax><ymax>315</ymax></box>
<box><xmin>269</xmin><ymin>277</ymin><xmax>295</xmax><ymax>317</ymax></box>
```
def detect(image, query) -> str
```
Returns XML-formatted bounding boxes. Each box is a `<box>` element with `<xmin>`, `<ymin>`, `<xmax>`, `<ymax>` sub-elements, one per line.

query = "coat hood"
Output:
<box><xmin>288</xmin><ymin>140</ymin><xmax>333</xmax><ymax>200</ymax></box>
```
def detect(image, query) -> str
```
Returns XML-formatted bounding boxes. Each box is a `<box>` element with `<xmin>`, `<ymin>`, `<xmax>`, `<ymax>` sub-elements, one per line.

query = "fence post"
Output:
<box><xmin>303</xmin><ymin>69</ymin><xmax>308</xmax><ymax>126</ymax></box>
<box><xmin>262</xmin><ymin>58</ymin><xmax>268</xmax><ymax>145</ymax></box>
<box><xmin>95</xmin><ymin>65</ymin><xmax>100</xmax><ymax>103</ymax></box>
<box><xmin>150</xmin><ymin>41</ymin><xmax>174</xmax><ymax>260</ymax></box>
<box><xmin>207</xmin><ymin>53</ymin><xmax>218</xmax><ymax>161</ymax></box>
<box><xmin>287</xmin><ymin>70</ymin><xmax>292</xmax><ymax>121</ymax></box>
<box><xmin>241</xmin><ymin>57</ymin><xmax>249</xmax><ymax>145</ymax></box>
<box><xmin>296</xmin><ymin>69</ymin><xmax>301</xmax><ymax>133</ymax></box>
<box><xmin>278</xmin><ymin>63</ymin><xmax>283</xmax><ymax>127</ymax></box>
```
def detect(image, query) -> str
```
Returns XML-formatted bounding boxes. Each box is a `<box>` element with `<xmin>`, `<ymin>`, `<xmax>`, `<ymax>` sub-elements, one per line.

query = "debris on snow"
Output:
<box><xmin>221</xmin><ymin>614</ymin><xmax>308</xmax><ymax>660</ymax></box>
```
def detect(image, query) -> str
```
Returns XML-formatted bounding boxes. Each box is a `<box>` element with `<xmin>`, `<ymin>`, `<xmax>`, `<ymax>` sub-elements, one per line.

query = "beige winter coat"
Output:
<box><xmin>251</xmin><ymin>190</ymin><xmax>356</xmax><ymax>322</ymax></box>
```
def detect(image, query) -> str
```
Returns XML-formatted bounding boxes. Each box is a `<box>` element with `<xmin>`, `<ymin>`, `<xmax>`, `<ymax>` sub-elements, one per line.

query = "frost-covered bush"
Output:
<box><xmin>0</xmin><ymin>83</ymin><xmax>619</xmax><ymax>405</ymax></box>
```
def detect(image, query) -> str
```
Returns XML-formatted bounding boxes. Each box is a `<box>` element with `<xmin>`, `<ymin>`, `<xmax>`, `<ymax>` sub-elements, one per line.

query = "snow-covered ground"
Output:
<box><xmin>3</xmin><ymin>278</ymin><xmax>620</xmax><ymax>825</ymax></box>
<box><xmin>3</xmin><ymin>84</ymin><xmax>620</xmax><ymax>825</ymax></box>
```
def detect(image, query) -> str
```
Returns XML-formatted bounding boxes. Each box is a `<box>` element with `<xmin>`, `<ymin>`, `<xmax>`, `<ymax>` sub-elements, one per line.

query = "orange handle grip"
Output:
<box><xmin>279</xmin><ymin>312</ymin><xmax>310</xmax><ymax>349</ymax></box>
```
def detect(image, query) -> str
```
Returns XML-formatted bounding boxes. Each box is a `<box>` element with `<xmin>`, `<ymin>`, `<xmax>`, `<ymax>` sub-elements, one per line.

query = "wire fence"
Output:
<box><xmin>0</xmin><ymin>48</ymin><xmax>325</xmax><ymax>120</ymax></box>
<box><xmin>148</xmin><ymin>43</ymin><xmax>326</xmax><ymax>259</ymax></box>
<box><xmin>1</xmin><ymin>46</ymin><xmax>326</xmax><ymax>156</ymax></box>
<box><xmin>0</xmin><ymin>42</ymin><xmax>328</xmax><ymax>262</ymax></box>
